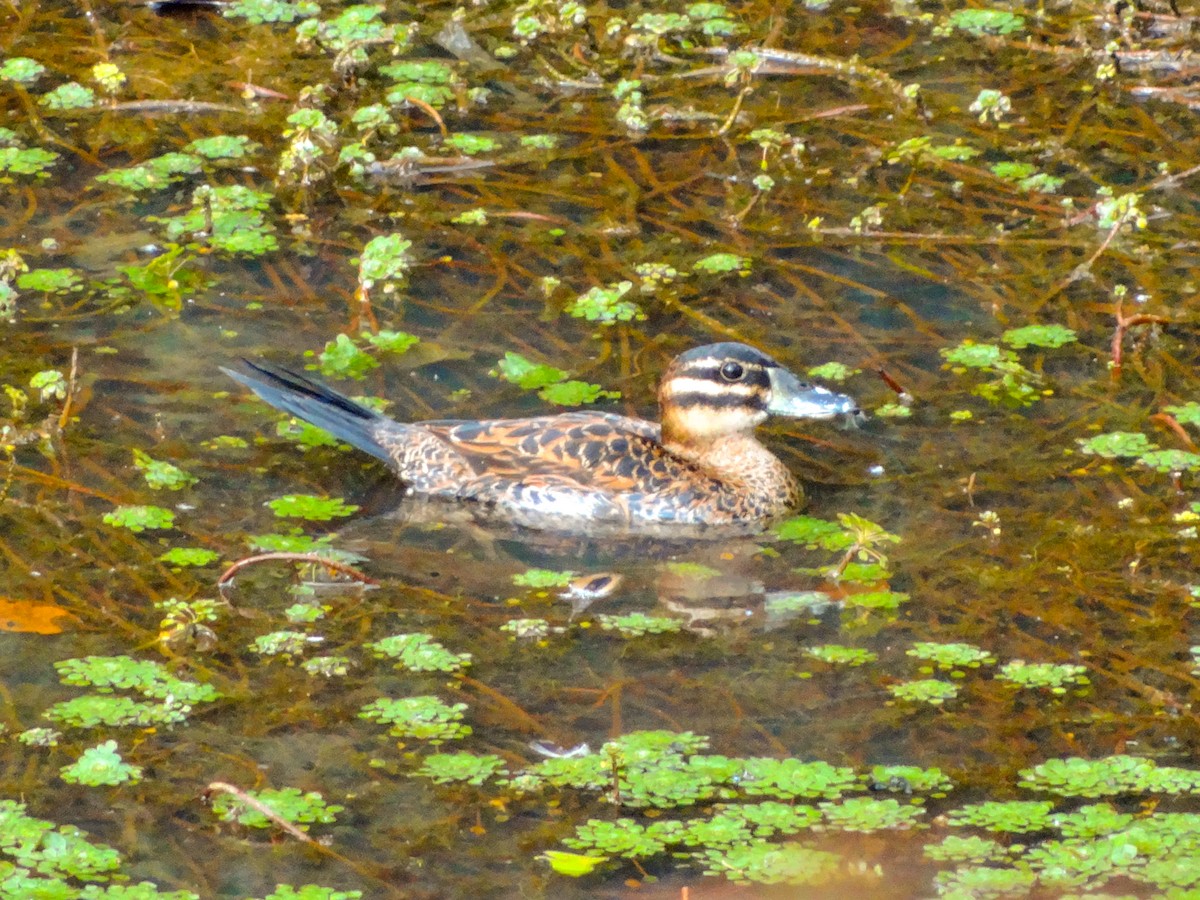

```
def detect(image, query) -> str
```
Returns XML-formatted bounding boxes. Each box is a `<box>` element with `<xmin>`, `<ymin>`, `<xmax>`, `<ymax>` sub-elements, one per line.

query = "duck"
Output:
<box><xmin>223</xmin><ymin>342</ymin><xmax>859</xmax><ymax>529</ymax></box>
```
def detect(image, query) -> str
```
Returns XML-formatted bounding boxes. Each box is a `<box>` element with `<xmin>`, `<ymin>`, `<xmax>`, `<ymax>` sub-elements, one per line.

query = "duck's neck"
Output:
<box><xmin>662</xmin><ymin>431</ymin><xmax>800</xmax><ymax>513</ymax></box>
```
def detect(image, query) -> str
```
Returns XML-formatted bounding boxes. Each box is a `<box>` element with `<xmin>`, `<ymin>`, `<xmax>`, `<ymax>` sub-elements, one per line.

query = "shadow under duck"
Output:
<box><xmin>223</xmin><ymin>343</ymin><xmax>859</xmax><ymax>531</ymax></box>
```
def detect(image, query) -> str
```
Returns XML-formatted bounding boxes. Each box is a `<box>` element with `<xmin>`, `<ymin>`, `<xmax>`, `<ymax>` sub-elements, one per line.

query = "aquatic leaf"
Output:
<box><xmin>0</xmin><ymin>597</ymin><xmax>73</xmax><ymax>634</ymax></box>
<box><xmin>512</xmin><ymin>568</ymin><xmax>575</xmax><ymax>588</ymax></box>
<box><xmin>773</xmin><ymin>515</ymin><xmax>854</xmax><ymax>550</ymax></box>
<box><xmin>367</xmin><ymin>633</ymin><xmax>471</xmax><ymax>672</ymax></box>
<box><xmin>61</xmin><ymin>741</ymin><xmax>142</xmax><ymax>787</ymax></box>
<box><xmin>1165</xmin><ymin>402</ymin><xmax>1200</xmax><ymax>427</ymax></box>
<box><xmin>567</xmin><ymin>281</ymin><xmax>641</xmax><ymax>324</ymax></box>
<box><xmin>1001</xmin><ymin>324</ymin><xmax>1077</xmax><ymax>349</ymax></box>
<box><xmin>317</xmin><ymin>333</ymin><xmax>377</xmax><ymax>378</ymax></box>
<box><xmin>414</xmin><ymin>752</ymin><xmax>507</xmax><ymax>785</ymax></box>
<box><xmin>493</xmin><ymin>352</ymin><xmax>567</xmax><ymax>390</ymax></box>
<box><xmin>1137</xmin><ymin>449</ymin><xmax>1200</xmax><ymax>473</ymax></box>
<box><xmin>17</xmin><ymin>268</ymin><xmax>81</xmax><ymax>293</ymax></box>
<box><xmin>906</xmin><ymin>641</ymin><xmax>996</xmax><ymax>670</ymax></box>
<box><xmin>947</xmin><ymin>8</ymin><xmax>1025</xmax><ymax>35</ymax></box>
<box><xmin>538</xmin><ymin>380</ymin><xmax>618</xmax><ymax>405</ymax></box>
<box><xmin>444</xmin><ymin>134</ymin><xmax>499</xmax><ymax>155</ymax></box>
<box><xmin>887</xmin><ymin>678</ymin><xmax>959</xmax><ymax>705</ymax></box>
<box><xmin>39</xmin><ymin>82</ymin><xmax>96</xmax><ymax>110</ymax></box>
<box><xmin>819</xmin><ymin>797</ymin><xmax>925</xmax><ymax>832</ymax></box>
<box><xmin>540</xmin><ymin>850</ymin><xmax>609</xmax><ymax>877</ymax></box>
<box><xmin>159</xmin><ymin>547</ymin><xmax>220</xmax><ymax>567</ymax></box>
<box><xmin>359</xmin><ymin>695</ymin><xmax>471</xmax><ymax>743</ymax></box>
<box><xmin>1078</xmin><ymin>431</ymin><xmax>1156</xmax><ymax>459</ymax></box>
<box><xmin>693</xmin><ymin>253</ymin><xmax>751</xmax><ymax>275</ymax></box>
<box><xmin>597</xmin><ymin>612</ymin><xmax>682</xmax><ymax>637</ymax></box>
<box><xmin>211</xmin><ymin>787</ymin><xmax>343</xmax><ymax>830</ymax></box>
<box><xmin>266</xmin><ymin>494</ymin><xmax>358</xmax><ymax>521</ymax></box>
<box><xmin>805</xmin><ymin>644</ymin><xmax>877</xmax><ymax>666</ymax></box>
<box><xmin>363</xmin><ymin>330</ymin><xmax>418</xmax><ymax>354</ymax></box>
<box><xmin>0</xmin><ymin>57</ymin><xmax>45</xmax><ymax>84</ymax></box>
<box><xmin>946</xmin><ymin>799</ymin><xmax>1055</xmax><ymax>833</ymax></box>
<box><xmin>694</xmin><ymin>841</ymin><xmax>838</xmax><ymax>886</ymax></box>
<box><xmin>133</xmin><ymin>450</ymin><xmax>197</xmax><ymax>490</ymax></box>
<box><xmin>357</xmin><ymin>234</ymin><xmax>412</xmax><ymax>292</ymax></box>
<box><xmin>0</xmin><ymin>146</ymin><xmax>58</xmax><ymax>177</ymax></box>
<box><xmin>996</xmin><ymin>660</ymin><xmax>1089</xmax><ymax>693</ymax></box>
<box><xmin>103</xmin><ymin>505</ymin><xmax>175</xmax><ymax>533</ymax></box>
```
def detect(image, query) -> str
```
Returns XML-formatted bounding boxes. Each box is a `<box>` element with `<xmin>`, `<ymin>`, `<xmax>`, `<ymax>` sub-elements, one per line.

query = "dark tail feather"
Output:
<box><xmin>222</xmin><ymin>360</ymin><xmax>393</xmax><ymax>464</ymax></box>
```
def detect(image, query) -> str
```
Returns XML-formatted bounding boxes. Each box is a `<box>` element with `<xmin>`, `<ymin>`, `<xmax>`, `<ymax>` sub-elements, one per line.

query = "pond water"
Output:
<box><xmin>3</xmin><ymin>0</ymin><xmax>1200</xmax><ymax>896</ymax></box>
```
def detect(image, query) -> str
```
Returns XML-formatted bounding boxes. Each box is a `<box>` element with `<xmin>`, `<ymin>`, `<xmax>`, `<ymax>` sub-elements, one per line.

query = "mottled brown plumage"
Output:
<box><xmin>224</xmin><ymin>343</ymin><xmax>858</xmax><ymax>529</ymax></box>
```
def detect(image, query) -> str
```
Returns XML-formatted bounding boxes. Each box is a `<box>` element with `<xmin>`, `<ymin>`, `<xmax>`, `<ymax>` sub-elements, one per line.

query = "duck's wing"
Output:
<box><xmin>419</xmin><ymin>412</ymin><xmax>676</xmax><ymax>491</ymax></box>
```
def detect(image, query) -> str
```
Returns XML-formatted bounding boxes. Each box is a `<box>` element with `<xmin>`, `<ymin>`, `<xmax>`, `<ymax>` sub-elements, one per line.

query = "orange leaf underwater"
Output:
<box><xmin>0</xmin><ymin>598</ymin><xmax>76</xmax><ymax>634</ymax></box>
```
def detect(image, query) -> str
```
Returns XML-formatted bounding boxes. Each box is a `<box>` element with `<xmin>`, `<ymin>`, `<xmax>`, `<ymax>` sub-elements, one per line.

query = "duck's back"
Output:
<box><xmin>381</xmin><ymin>412</ymin><xmax>729</xmax><ymax>525</ymax></box>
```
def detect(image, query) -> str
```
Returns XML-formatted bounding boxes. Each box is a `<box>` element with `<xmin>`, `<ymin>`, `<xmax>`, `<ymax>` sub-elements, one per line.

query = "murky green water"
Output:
<box><xmin>3</xmin><ymin>0</ymin><xmax>1200</xmax><ymax>896</ymax></box>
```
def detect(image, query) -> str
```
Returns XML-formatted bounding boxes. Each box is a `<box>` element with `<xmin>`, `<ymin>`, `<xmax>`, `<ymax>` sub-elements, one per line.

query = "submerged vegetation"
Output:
<box><xmin>3</xmin><ymin>0</ymin><xmax>1200</xmax><ymax>895</ymax></box>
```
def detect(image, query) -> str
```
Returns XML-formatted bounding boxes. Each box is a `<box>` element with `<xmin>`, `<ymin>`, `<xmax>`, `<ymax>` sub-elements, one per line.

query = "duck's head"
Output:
<box><xmin>659</xmin><ymin>342</ymin><xmax>859</xmax><ymax>447</ymax></box>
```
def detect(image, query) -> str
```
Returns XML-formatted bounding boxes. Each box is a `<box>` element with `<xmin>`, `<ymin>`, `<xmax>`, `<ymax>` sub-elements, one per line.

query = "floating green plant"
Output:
<box><xmin>996</xmin><ymin>660</ymin><xmax>1089</xmax><ymax>693</ymax></box>
<box><xmin>0</xmin><ymin>800</ymin><xmax>122</xmax><ymax>884</ymax></box>
<box><xmin>414</xmin><ymin>752</ymin><xmax>508</xmax><ymax>785</ymax></box>
<box><xmin>567</xmin><ymin>281</ymin><xmax>642</xmax><ymax>323</ymax></box>
<box><xmin>907</xmin><ymin>642</ymin><xmax>996</xmax><ymax>672</ymax></box>
<box><xmin>18</xmin><ymin>727</ymin><xmax>60</xmax><ymax>747</ymax></box>
<box><xmin>596</xmin><ymin>612</ymin><xmax>683</xmax><ymax>637</ymax></box>
<box><xmin>946</xmin><ymin>800</ymin><xmax>1054</xmax><ymax>834</ymax></box>
<box><xmin>61</xmin><ymin>740</ymin><xmax>142</xmax><ymax>787</ymax></box>
<box><xmin>805</xmin><ymin>644</ymin><xmax>877</xmax><ymax>666</ymax></box>
<box><xmin>923</xmin><ymin>833</ymin><xmax>1010</xmax><ymax>864</ymax></box>
<box><xmin>132</xmin><ymin>449</ymin><xmax>197</xmax><ymax>491</ymax></box>
<box><xmin>150</xmin><ymin>184</ymin><xmax>277</xmax><ymax>255</ymax></box>
<box><xmin>100</xmin><ymin>504</ymin><xmax>175</xmax><ymax>532</ymax></box>
<box><xmin>888</xmin><ymin>679</ymin><xmax>959</xmax><ymax>705</ymax></box>
<box><xmin>693</xmin><ymin>253</ymin><xmax>751</xmax><ymax>276</ymax></box>
<box><xmin>39</xmin><ymin>82</ymin><xmax>96</xmax><ymax>111</ymax></box>
<box><xmin>367</xmin><ymin>633</ymin><xmax>471</xmax><ymax>672</ymax></box>
<box><xmin>211</xmin><ymin>787</ymin><xmax>343</xmax><ymax>831</ymax></box>
<box><xmin>0</xmin><ymin>57</ymin><xmax>45</xmax><ymax>84</ymax></box>
<box><xmin>819</xmin><ymin>797</ymin><xmax>924</xmax><ymax>832</ymax></box>
<box><xmin>96</xmin><ymin>153</ymin><xmax>204</xmax><ymax>193</ymax></box>
<box><xmin>359</xmin><ymin>695</ymin><xmax>471</xmax><ymax>743</ymax></box>
<box><xmin>1018</xmin><ymin>755</ymin><xmax>1200</xmax><ymax>798</ymax></box>
<box><xmin>159</xmin><ymin>547</ymin><xmax>220</xmax><ymax>567</ymax></box>
<box><xmin>940</xmin><ymin>340</ymin><xmax>1046</xmax><ymax>407</ymax></box>
<box><xmin>267</xmin><ymin>494</ymin><xmax>358</xmax><ymax>521</ymax></box>
<box><xmin>694</xmin><ymin>841</ymin><xmax>838</xmax><ymax>886</ymax></box>
<box><xmin>492</xmin><ymin>352</ymin><xmax>618</xmax><ymax>405</ymax></box>
<box><xmin>381</xmin><ymin>60</ymin><xmax>458</xmax><ymax>108</ymax></box>
<box><xmin>1078</xmin><ymin>431</ymin><xmax>1157</xmax><ymax>459</ymax></box>
<box><xmin>251</xmin><ymin>630</ymin><xmax>317</xmax><ymax>657</ymax></box>
<box><xmin>0</xmin><ymin>144</ymin><xmax>57</xmax><ymax>178</ymax></box>
<box><xmin>512</xmin><ymin>567</ymin><xmax>575</xmax><ymax>588</ymax></box>
<box><xmin>945</xmin><ymin>8</ymin><xmax>1025</xmax><ymax>36</ymax></box>
<box><xmin>302</xmin><ymin>656</ymin><xmax>351</xmax><ymax>677</ymax></box>
<box><xmin>500</xmin><ymin>618</ymin><xmax>550</xmax><ymax>639</ymax></box>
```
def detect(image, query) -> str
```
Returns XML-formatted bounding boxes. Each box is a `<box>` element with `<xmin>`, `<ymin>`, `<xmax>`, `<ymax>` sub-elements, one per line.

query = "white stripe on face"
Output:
<box><xmin>661</xmin><ymin>376</ymin><xmax>765</xmax><ymax>400</ymax></box>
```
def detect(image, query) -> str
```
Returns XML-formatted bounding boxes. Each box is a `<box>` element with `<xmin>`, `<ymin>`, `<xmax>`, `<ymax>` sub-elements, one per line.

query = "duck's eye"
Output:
<box><xmin>719</xmin><ymin>361</ymin><xmax>745</xmax><ymax>382</ymax></box>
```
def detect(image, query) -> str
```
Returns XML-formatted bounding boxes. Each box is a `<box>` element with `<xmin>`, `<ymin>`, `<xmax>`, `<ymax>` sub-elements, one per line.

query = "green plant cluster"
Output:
<box><xmin>46</xmin><ymin>655</ymin><xmax>220</xmax><ymax>728</ymax></box>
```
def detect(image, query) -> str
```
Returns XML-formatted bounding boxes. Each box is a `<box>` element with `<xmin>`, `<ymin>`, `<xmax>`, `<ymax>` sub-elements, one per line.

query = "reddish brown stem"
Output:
<box><xmin>217</xmin><ymin>553</ymin><xmax>378</xmax><ymax>587</ymax></box>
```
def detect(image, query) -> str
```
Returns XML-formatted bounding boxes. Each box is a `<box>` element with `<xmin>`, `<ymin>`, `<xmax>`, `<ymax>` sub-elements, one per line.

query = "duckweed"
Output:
<box><xmin>414</xmin><ymin>752</ymin><xmax>508</xmax><ymax>786</ymax></box>
<box><xmin>996</xmin><ymin>660</ymin><xmax>1089</xmax><ymax>693</ymax></box>
<box><xmin>888</xmin><ymin>678</ymin><xmax>960</xmax><ymax>705</ymax></box>
<box><xmin>211</xmin><ymin>787</ymin><xmax>343</xmax><ymax>831</ymax></box>
<box><xmin>367</xmin><ymin>633</ymin><xmax>471</xmax><ymax>672</ymax></box>
<box><xmin>60</xmin><ymin>741</ymin><xmax>142</xmax><ymax>787</ymax></box>
<box><xmin>358</xmin><ymin>695</ymin><xmax>471</xmax><ymax>743</ymax></box>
